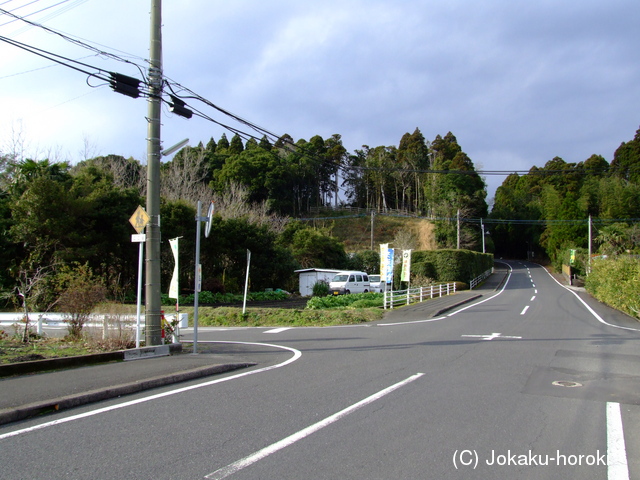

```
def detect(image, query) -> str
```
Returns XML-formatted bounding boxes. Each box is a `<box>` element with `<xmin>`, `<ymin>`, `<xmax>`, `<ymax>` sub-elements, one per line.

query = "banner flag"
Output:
<box><xmin>401</xmin><ymin>250</ymin><xmax>412</xmax><ymax>282</ymax></box>
<box><xmin>169</xmin><ymin>238</ymin><xmax>179</xmax><ymax>299</ymax></box>
<box><xmin>385</xmin><ymin>247</ymin><xmax>395</xmax><ymax>284</ymax></box>
<box><xmin>380</xmin><ymin>243</ymin><xmax>389</xmax><ymax>281</ymax></box>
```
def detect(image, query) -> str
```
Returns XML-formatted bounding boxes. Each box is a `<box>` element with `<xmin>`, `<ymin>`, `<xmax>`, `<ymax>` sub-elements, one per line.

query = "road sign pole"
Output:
<box><xmin>136</xmin><ymin>239</ymin><xmax>144</xmax><ymax>348</ymax></box>
<box><xmin>193</xmin><ymin>201</ymin><xmax>202</xmax><ymax>354</ymax></box>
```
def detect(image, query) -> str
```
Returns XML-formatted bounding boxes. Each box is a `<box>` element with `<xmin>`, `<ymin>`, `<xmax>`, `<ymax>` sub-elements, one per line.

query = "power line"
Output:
<box><xmin>296</xmin><ymin>211</ymin><xmax>640</xmax><ymax>226</ymax></box>
<box><xmin>0</xmin><ymin>0</ymin><xmax>79</xmax><ymax>29</ymax></box>
<box><xmin>0</xmin><ymin>6</ymin><xmax>148</xmax><ymax>79</ymax></box>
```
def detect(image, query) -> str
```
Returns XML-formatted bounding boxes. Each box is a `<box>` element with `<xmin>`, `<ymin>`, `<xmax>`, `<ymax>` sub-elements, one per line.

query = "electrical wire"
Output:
<box><xmin>0</xmin><ymin>0</ymin><xmax>74</xmax><ymax>28</ymax></box>
<box><xmin>0</xmin><ymin>6</ymin><xmax>148</xmax><ymax>80</ymax></box>
<box><xmin>0</xmin><ymin>6</ymin><xmax>620</xmax><ymax>186</ymax></box>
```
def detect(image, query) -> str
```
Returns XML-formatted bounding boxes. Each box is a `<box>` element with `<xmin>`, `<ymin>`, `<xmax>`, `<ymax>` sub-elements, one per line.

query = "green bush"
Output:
<box><xmin>411</xmin><ymin>249</ymin><xmax>493</xmax><ymax>283</ymax></box>
<box><xmin>312</xmin><ymin>281</ymin><xmax>330</xmax><ymax>297</ymax></box>
<box><xmin>585</xmin><ymin>256</ymin><xmax>640</xmax><ymax>319</ymax></box>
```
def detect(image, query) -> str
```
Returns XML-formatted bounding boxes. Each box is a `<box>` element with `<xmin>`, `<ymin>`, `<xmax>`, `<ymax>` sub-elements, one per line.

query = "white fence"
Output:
<box><xmin>384</xmin><ymin>282</ymin><xmax>457</xmax><ymax>309</ymax></box>
<box><xmin>0</xmin><ymin>312</ymin><xmax>188</xmax><ymax>338</ymax></box>
<box><xmin>470</xmin><ymin>268</ymin><xmax>493</xmax><ymax>290</ymax></box>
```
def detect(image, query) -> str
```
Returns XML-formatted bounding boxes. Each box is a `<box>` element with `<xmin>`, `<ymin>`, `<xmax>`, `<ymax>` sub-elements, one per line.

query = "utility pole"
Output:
<box><xmin>588</xmin><ymin>215</ymin><xmax>592</xmax><ymax>273</ymax></box>
<box><xmin>145</xmin><ymin>0</ymin><xmax>163</xmax><ymax>345</ymax></box>
<box><xmin>456</xmin><ymin>209</ymin><xmax>460</xmax><ymax>250</ymax></box>
<box><xmin>370</xmin><ymin>210</ymin><xmax>375</xmax><ymax>251</ymax></box>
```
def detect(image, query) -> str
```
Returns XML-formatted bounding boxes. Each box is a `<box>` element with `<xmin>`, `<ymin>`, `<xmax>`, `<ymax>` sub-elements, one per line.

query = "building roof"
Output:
<box><xmin>294</xmin><ymin>268</ymin><xmax>341</xmax><ymax>274</ymax></box>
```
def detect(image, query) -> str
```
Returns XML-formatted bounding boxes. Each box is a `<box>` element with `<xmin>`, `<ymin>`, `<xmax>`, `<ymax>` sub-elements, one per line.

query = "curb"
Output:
<box><xmin>432</xmin><ymin>294</ymin><xmax>482</xmax><ymax>317</ymax></box>
<box><xmin>0</xmin><ymin>362</ymin><xmax>255</xmax><ymax>426</ymax></box>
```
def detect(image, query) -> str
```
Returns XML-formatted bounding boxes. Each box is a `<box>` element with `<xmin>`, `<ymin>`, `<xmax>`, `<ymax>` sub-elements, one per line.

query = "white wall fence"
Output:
<box><xmin>0</xmin><ymin>312</ymin><xmax>188</xmax><ymax>338</ymax></box>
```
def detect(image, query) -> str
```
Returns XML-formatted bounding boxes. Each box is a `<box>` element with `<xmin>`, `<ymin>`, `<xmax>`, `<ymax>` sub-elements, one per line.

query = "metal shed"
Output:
<box><xmin>295</xmin><ymin>268</ymin><xmax>341</xmax><ymax>297</ymax></box>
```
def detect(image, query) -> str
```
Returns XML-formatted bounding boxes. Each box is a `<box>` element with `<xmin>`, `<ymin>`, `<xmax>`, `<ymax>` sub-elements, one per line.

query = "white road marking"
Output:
<box><xmin>461</xmin><ymin>333</ymin><xmax>522</xmax><ymax>341</ymax></box>
<box><xmin>607</xmin><ymin>402</ymin><xmax>629</xmax><ymax>480</ymax></box>
<box><xmin>521</xmin><ymin>306</ymin><xmax>530</xmax><ymax>315</ymax></box>
<box><xmin>0</xmin><ymin>341</ymin><xmax>302</xmax><ymax>440</ymax></box>
<box><xmin>530</xmin><ymin>296</ymin><xmax>536</xmax><ymax>301</ymax></box>
<box><xmin>204</xmin><ymin>373</ymin><xmax>425</xmax><ymax>480</ymax></box>
<box><xmin>543</xmin><ymin>267</ymin><xmax>640</xmax><ymax>333</ymax></box>
<box><xmin>378</xmin><ymin>316</ymin><xmax>446</xmax><ymax>326</ymax></box>
<box><xmin>447</xmin><ymin>267</ymin><xmax>513</xmax><ymax>317</ymax></box>
<box><xmin>264</xmin><ymin>328</ymin><xmax>291</xmax><ymax>334</ymax></box>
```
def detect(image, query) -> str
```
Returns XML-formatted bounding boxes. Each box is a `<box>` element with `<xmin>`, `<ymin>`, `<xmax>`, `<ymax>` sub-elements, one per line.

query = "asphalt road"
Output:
<box><xmin>1</xmin><ymin>260</ymin><xmax>639</xmax><ymax>479</ymax></box>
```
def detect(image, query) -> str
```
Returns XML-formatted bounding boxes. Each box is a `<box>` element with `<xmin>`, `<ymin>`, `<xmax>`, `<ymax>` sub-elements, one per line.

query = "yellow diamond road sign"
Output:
<box><xmin>129</xmin><ymin>206</ymin><xmax>150</xmax><ymax>234</ymax></box>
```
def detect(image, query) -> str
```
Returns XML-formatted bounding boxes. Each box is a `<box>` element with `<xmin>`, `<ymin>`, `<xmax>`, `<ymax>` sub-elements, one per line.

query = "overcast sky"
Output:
<box><xmin>1</xmin><ymin>0</ymin><xmax>639</xmax><ymax>204</ymax></box>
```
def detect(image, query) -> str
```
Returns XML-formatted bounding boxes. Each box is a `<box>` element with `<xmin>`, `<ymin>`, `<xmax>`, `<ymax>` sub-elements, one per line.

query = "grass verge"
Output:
<box><xmin>0</xmin><ymin>335</ymin><xmax>133</xmax><ymax>364</ymax></box>
<box><xmin>186</xmin><ymin>306</ymin><xmax>385</xmax><ymax>327</ymax></box>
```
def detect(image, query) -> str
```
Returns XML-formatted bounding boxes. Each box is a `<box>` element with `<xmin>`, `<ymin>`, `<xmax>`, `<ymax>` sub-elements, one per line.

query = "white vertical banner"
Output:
<box><xmin>242</xmin><ymin>249</ymin><xmax>251</xmax><ymax>314</ymax></box>
<box><xmin>380</xmin><ymin>243</ymin><xmax>389</xmax><ymax>281</ymax></box>
<box><xmin>168</xmin><ymin>238</ymin><xmax>179</xmax><ymax>299</ymax></box>
<box><xmin>401</xmin><ymin>249</ymin><xmax>412</xmax><ymax>283</ymax></box>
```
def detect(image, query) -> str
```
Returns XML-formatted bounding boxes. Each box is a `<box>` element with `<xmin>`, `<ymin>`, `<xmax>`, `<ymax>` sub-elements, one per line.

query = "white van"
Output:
<box><xmin>368</xmin><ymin>274</ymin><xmax>383</xmax><ymax>293</ymax></box>
<box><xmin>329</xmin><ymin>271</ymin><xmax>370</xmax><ymax>295</ymax></box>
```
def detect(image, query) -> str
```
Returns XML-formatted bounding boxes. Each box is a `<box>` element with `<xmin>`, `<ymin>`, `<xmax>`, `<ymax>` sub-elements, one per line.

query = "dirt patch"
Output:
<box><xmin>415</xmin><ymin>220</ymin><xmax>437</xmax><ymax>250</ymax></box>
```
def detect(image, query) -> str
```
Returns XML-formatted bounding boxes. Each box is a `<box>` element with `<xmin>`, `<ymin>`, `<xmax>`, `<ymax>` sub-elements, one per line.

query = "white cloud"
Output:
<box><xmin>2</xmin><ymin>0</ymin><xmax>640</xmax><ymax>200</ymax></box>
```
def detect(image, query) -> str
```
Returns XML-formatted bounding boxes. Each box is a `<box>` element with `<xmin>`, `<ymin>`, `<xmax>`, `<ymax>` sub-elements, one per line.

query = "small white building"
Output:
<box><xmin>295</xmin><ymin>268</ymin><xmax>341</xmax><ymax>297</ymax></box>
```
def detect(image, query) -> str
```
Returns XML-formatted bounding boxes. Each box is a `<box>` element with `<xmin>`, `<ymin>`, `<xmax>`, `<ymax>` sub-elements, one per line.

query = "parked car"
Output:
<box><xmin>329</xmin><ymin>271</ymin><xmax>370</xmax><ymax>295</ymax></box>
<box><xmin>368</xmin><ymin>274</ymin><xmax>383</xmax><ymax>292</ymax></box>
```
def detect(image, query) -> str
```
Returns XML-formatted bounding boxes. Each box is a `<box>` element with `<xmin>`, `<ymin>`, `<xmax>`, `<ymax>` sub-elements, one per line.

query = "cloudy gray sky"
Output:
<box><xmin>1</xmin><ymin>0</ymin><xmax>639</xmax><ymax>204</ymax></box>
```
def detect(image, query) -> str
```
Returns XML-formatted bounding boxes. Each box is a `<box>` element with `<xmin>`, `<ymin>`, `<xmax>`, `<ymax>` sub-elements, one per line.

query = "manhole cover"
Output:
<box><xmin>552</xmin><ymin>380</ymin><xmax>582</xmax><ymax>388</ymax></box>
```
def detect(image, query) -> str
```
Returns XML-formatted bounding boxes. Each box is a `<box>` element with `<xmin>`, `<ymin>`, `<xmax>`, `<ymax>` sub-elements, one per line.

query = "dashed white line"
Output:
<box><xmin>530</xmin><ymin>296</ymin><xmax>536</xmax><ymax>301</ymax></box>
<box><xmin>205</xmin><ymin>373</ymin><xmax>425</xmax><ymax>479</ymax></box>
<box><xmin>520</xmin><ymin>306</ymin><xmax>530</xmax><ymax>315</ymax></box>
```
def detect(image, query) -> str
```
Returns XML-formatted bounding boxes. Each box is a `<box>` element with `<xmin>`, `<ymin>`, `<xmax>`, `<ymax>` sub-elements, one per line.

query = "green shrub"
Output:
<box><xmin>411</xmin><ymin>249</ymin><xmax>493</xmax><ymax>283</ymax></box>
<box><xmin>312</xmin><ymin>281</ymin><xmax>330</xmax><ymax>297</ymax></box>
<box><xmin>585</xmin><ymin>256</ymin><xmax>640</xmax><ymax>319</ymax></box>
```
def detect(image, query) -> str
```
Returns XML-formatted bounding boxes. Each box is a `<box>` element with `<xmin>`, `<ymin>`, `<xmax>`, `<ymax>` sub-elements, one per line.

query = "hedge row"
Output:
<box><xmin>585</xmin><ymin>256</ymin><xmax>640</xmax><ymax>320</ymax></box>
<box><xmin>411</xmin><ymin>249</ymin><xmax>494</xmax><ymax>283</ymax></box>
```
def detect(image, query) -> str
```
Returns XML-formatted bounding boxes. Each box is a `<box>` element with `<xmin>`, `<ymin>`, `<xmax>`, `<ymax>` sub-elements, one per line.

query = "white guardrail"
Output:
<box><xmin>470</xmin><ymin>268</ymin><xmax>493</xmax><ymax>290</ymax></box>
<box><xmin>384</xmin><ymin>282</ymin><xmax>457</xmax><ymax>309</ymax></box>
<box><xmin>383</xmin><ymin>268</ymin><xmax>493</xmax><ymax>309</ymax></box>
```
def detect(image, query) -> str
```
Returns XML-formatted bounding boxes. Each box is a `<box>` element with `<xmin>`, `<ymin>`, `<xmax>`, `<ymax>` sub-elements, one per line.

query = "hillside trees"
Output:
<box><xmin>0</xmin><ymin>126</ymin><xmax>492</xmax><ymax>303</ymax></box>
<box><xmin>490</xmin><ymin>126</ymin><xmax>640</xmax><ymax>264</ymax></box>
<box><xmin>426</xmin><ymin>133</ymin><xmax>487</xmax><ymax>249</ymax></box>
